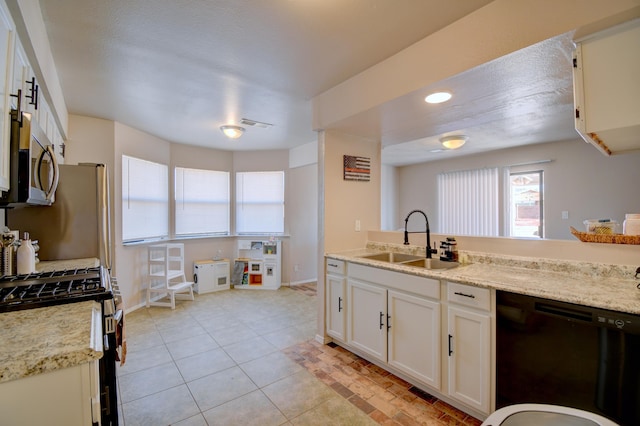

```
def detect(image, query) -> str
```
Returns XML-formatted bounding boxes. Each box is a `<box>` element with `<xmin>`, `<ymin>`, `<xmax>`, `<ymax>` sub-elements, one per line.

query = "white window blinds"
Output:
<box><xmin>235</xmin><ymin>171</ymin><xmax>285</xmax><ymax>234</ymax></box>
<box><xmin>122</xmin><ymin>155</ymin><xmax>169</xmax><ymax>242</ymax></box>
<box><xmin>175</xmin><ymin>167</ymin><xmax>230</xmax><ymax>236</ymax></box>
<box><xmin>437</xmin><ymin>167</ymin><xmax>499</xmax><ymax>236</ymax></box>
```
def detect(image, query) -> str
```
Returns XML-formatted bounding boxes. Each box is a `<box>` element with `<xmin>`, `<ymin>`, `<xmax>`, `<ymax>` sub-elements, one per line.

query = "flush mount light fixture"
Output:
<box><xmin>440</xmin><ymin>135</ymin><xmax>468</xmax><ymax>150</ymax></box>
<box><xmin>220</xmin><ymin>125</ymin><xmax>245</xmax><ymax>139</ymax></box>
<box><xmin>425</xmin><ymin>91</ymin><xmax>452</xmax><ymax>104</ymax></box>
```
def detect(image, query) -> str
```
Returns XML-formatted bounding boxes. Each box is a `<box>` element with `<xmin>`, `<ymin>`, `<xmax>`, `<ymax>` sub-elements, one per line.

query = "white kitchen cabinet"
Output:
<box><xmin>573</xmin><ymin>20</ymin><xmax>640</xmax><ymax>155</ymax></box>
<box><xmin>0</xmin><ymin>359</ymin><xmax>101</xmax><ymax>426</ymax></box>
<box><xmin>326</xmin><ymin>259</ymin><xmax>347</xmax><ymax>342</ymax></box>
<box><xmin>388</xmin><ymin>289</ymin><xmax>440</xmax><ymax>389</ymax></box>
<box><xmin>0</xmin><ymin>0</ymin><xmax>14</xmax><ymax>191</ymax></box>
<box><xmin>10</xmin><ymin>38</ymin><xmax>36</xmax><ymax>117</ymax></box>
<box><xmin>345</xmin><ymin>262</ymin><xmax>442</xmax><ymax>389</ymax></box>
<box><xmin>0</xmin><ymin>302</ymin><xmax>103</xmax><ymax>425</ymax></box>
<box><xmin>446</xmin><ymin>282</ymin><xmax>492</xmax><ymax>414</ymax></box>
<box><xmin>348</xmin><ymin>278</ymin><xmax>388</xmax><ymax>362</ymax></box>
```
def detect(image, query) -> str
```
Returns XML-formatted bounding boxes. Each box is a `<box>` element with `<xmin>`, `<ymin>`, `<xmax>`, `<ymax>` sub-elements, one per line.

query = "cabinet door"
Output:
<box><xmin>0</xmin><ymin>1</ymin><xmax>14</xmax><ymax>191</ymax></box>
<box><xmin>348</xmin><ymin>279</ymin><xmax>387</xmax><ymax>362</ymax></box>
<box><xmin>326</xmin><ymin>273</ymin><xmax>346</xmax><ymax>342</ymax></box>
<box><xmin>388</xmin><ymin>290</ymin><xmax>440</xmax><ymax>389</ymax></box>
<box><xmin>447</xmin><ymin>305</ymin><xmax>491</xmax><ymax>414</ymax></box>
<box><xmin>11</xmin><ymin>40</ymin><xmax>39</xmax><ymax>117</ymax></box>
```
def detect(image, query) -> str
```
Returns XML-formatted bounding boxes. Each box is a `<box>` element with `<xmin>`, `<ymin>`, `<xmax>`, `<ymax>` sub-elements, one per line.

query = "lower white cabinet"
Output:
<box><xmin>345</xmin><ymin>262</ymin><xmax>441</xmax><ymax>390</ymax></box>
<box><xmin>446</xmin><ymin>282</ymin><xmax>492</xmax><ymax>414</ymax></box>
<box><xmin>0</xmin><ymin>360</ymin><xmax>101</xmax><ymax>425</ymax></box>
<box><xmin>388</xmin><ymin>290</ymin><xmax>440</xmax><ymax>389</ymax></box>
<box><xmin>325</xmin><ymin>258</ymin><xmax>495</xmax><ymax>419</ymax></box>
<box><xmin>326</xmin><ymin>259</ymin><xmax>347</xmax><ymax>342</ymax></box>
<box><xmin>348</xmin><ymin>279</ymin><xmax>388</xmax><ymax>361</ymax></box>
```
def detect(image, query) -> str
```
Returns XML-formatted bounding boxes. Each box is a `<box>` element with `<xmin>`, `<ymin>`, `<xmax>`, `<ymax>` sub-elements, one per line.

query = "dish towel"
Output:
<box><xmin>115</xmin><ymin>299</ymin><xmax>127</xmax><ymax>366</ymax></box>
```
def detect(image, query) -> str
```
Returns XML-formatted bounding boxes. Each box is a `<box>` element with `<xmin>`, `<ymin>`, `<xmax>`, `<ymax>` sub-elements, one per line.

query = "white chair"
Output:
<box><xmin>481</xmin><ymin>404</ymin><xmax>620</xmax><ymax>426</ymax></box>
<box><xmin>146</xmin><ymin>244</ymin><xmax>194</xmax><ymax>309</ymax></box>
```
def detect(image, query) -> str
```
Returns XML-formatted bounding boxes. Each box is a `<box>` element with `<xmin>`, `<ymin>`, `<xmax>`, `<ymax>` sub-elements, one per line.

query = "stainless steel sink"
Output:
<box><xmin>401</xmin><ymin>258</ymin><xmax>459</xmax><ymax>270</ymax></box>
<box><xmin>359</xmin><ymin>252</ymin><xmax>423</xmax><ymax>263</ymax></box>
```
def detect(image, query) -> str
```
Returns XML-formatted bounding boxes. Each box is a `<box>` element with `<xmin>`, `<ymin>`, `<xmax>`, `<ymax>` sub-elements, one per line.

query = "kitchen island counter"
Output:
<box><xmin>0</xmin><ymin>300</ymin><xmax>103</xmax><ymax>383</ymax></box>
<box><xmin>327</xmin><ymin>246</ymin><xmax>640</xmax><ymax>315</ymax></box>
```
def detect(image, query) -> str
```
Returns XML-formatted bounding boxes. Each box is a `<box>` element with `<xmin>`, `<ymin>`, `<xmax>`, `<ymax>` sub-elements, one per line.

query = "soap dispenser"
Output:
<box><xmin>17</xmin><ymin>232</ymin><xmax>36</xmax><ymax>275</ymax></box>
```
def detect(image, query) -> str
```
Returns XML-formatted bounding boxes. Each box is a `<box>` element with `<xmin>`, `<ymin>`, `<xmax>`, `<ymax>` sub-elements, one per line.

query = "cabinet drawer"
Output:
<box><xmin>326</xmin><ymin>258</ymin><xmax>345</xmax><ymax>275</ymax></box>
<box><xmin>447</xmin><ymin>282</ymin><xmax>490</xmax><ymax>311</ymax></box>
<box><xmin>349</xmin><ymin>263</ymin><xmax>439</xmax><ymax>300</ymax></box>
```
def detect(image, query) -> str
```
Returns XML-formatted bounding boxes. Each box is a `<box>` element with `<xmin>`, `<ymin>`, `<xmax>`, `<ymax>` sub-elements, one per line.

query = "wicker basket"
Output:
<box><xmin>570</xmin><ymin>227</ymin><xmax>640</xmax><ymax>245</ymax></box>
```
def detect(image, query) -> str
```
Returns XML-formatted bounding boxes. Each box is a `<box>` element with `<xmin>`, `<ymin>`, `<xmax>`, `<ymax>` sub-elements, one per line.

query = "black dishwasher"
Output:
<box><xmin>496</xmin><ymin>291</ymin><xmax>640</xmax><ymax>426</ymax></box>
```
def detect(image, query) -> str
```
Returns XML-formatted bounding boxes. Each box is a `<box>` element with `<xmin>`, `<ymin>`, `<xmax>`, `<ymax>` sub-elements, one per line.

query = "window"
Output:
<box><xmin>122</xmin><ymin>155</ymin><xmax>169</xmax><ymax>242</ymax></box>
<box><xmin>437</xmin><ymin>168</ymin><xmax>499</xmax><ymax>236</ymax></box>
<box><xmin>175</xmin><ymin>167</ymin><xmax>230</xmax><ymax>236</ymax></box>
<box><xmin>508</xmin><ymin>171</ymin><xmax>544</xmax><ymax>238</ymax></box>
<box><xmin>235</xmin><ymin>171</ymin><xmax>284</xmax><ymax>234</ymax></box>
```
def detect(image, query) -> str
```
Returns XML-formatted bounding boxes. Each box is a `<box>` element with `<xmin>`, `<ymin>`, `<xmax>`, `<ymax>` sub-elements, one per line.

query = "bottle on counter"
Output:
<box><xmin>17</xmin><ymin>232</ymin><xmax>36</xmax><ymax>275</ymax></box>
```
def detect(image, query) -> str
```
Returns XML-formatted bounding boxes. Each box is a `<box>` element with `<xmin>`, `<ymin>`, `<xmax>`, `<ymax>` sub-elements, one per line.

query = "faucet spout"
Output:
<box><xmin>403</xmin><ymin>209</ymin><xmax>435</xmax><ymax>259</ymax></box>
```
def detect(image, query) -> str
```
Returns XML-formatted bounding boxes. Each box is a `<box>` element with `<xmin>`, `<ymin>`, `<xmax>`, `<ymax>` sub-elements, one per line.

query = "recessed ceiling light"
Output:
<box><xmin>425</xmin><ymin>92</ymin><xmax>452</xmax><ymax>104</ymax></box>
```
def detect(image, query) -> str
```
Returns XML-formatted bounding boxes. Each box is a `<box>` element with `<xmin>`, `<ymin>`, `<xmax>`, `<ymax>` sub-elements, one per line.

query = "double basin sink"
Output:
<box><xmin>357</xmin><ymin>252</ymin><xmax>459</xmax><ymax>270</ymax></box>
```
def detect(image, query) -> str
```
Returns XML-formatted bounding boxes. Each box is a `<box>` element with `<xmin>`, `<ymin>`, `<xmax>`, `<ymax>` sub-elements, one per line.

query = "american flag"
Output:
<box><xmin>343</xmin><ymin>155</ymin><xmax>370</xmax><ymax>181</ymax></box>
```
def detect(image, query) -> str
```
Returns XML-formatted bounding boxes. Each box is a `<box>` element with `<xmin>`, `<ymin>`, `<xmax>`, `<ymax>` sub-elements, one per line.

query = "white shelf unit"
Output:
<box><xmin>146</xmin><ymin>243</ymin><xmax>194</xmax><ymax>309</ymax></box>
<box><xmin>193</xmin><ymin>259</ymin><xmax>230</xmax><ymax>294</ymax></box>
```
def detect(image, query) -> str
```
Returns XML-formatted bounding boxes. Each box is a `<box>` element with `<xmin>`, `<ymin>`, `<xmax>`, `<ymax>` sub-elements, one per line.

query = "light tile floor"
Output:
<box><xmin>117</xmin><ymin>284</ymin><xmax>481</xmax><ymax>426</ymax></box>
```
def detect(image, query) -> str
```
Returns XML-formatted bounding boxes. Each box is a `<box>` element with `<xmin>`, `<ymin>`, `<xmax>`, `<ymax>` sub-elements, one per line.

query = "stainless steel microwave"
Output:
<box><xmin>0</xmin><ymin>110</ymin><xmax>59</xmax><ymax>206</ymax></box>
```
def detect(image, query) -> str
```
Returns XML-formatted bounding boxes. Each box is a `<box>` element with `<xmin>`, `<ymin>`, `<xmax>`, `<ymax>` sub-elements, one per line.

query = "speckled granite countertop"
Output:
<box><xmin>0</xmin><ymin>301</ymin><xmax>103</xmax><ymax>384</ymax></box>
<box><xmin>327</xmin><ymin>243</ymin><xmax>640</xmax><ymax>315</ymax></box>
<box><xmin>36</xmin><ymin>257</ymin><xmax>100</xmax><ymax>272</ymax></box>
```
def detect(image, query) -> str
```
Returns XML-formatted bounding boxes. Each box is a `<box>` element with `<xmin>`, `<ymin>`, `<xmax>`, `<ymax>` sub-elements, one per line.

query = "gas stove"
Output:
<box><xmin>0</xmin><ymin>266</ymin><xmax>112</xmax><ymax>312</ymax></box>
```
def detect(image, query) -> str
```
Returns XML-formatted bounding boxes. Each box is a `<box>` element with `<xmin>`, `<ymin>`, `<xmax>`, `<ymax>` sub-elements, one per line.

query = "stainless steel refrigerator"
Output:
<box><xmin>6</xmin><ymin>163</ymin><xmax>112</xmax><ymax>268</ymax></box>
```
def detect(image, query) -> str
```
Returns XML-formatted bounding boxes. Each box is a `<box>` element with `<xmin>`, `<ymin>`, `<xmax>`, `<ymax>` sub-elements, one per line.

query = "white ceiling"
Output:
<box><xmin>39</xmin><ymin>0</ymin><xmax>579</xmax><ymax>165</ymax></box>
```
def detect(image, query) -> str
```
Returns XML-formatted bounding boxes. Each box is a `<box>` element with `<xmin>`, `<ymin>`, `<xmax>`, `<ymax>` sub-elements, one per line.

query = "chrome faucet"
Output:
<box><xmin>403</xmin><ymin>209</ymin><xmax>437</xmax><ymax>259</ymax></box>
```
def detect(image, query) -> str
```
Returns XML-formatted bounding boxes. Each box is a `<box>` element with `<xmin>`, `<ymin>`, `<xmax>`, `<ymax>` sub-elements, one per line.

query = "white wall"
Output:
<box><xmin>397</xmin><ymin>138</ymin><xmax>640</xmax><ymax>240</ymax></box>
<box><xmin>67</xmin><ymin>115</ymin><xmax>319</xmax><ymax>311</ymax></box>
<box><xmin>381</xmin><ymin>164</ymin><xmax>399</xmax><ymax>231</ymax></box>
<box><xmin>288</xmin><ymin>141</ymin><xmax>319</xmax><ymax>285</ymax></box>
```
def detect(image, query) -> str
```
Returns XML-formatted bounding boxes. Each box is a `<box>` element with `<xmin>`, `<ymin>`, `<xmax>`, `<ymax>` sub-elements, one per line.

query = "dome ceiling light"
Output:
<box><xmin>440</xmin><ymin>135</ymin><xmax>468</xmax><ymax>150</ymax></box>
<box><xmin>425</xmin><ymin>91</ymin><xmax>452</xmax><ymax>104</ymax></box>
<box><xmin>220</xmin><ymin>125</ymin><xmax>245</xmax><ymax>139</ymax></box>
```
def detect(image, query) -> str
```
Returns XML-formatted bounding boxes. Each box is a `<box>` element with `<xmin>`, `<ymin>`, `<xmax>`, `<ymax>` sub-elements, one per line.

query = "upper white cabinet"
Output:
<box><xmin>0</xmin><ymin>0</ymin><xmax>14</xmax><ymax>191</ymax></box>
<box><xmin>0</xmin><ymin>0</ymin><xmax>65</xmax><ymax>193</ymax></box>
<box><xmin>573</xmin><ymin>19</ymin><xmax>640</xmax><ymax>156</ymax></box>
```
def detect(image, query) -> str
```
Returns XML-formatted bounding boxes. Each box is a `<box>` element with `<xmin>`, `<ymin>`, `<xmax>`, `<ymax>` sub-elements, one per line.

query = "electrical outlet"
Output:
<box><xmin>355</xmin><ymin>219</ymin><xmax>361</xmax><ymax>232</ymax></box>
<box><xmin>562</xmin><ymin>211</ymin><xmax>569</xmax><ymax>220</ymax></box>
<box><xmin>294</xmin><ymin>264</ymin><xmax>300</xmax><ymax>272</ymax></box>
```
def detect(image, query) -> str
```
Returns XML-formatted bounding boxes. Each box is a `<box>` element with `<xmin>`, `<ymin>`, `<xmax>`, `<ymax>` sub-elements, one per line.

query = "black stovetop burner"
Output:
<box><xmin>0</xmin><ymin>266</ymin><xmax>112</xmax><ymax>312</ymax></box>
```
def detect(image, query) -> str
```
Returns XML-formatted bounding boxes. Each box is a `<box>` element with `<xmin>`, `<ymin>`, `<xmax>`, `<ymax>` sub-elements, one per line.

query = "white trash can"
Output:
<box><xmin>481</xmin><ymin>404</ymin><xmax>619</xmax><ymax>426</ymax></box>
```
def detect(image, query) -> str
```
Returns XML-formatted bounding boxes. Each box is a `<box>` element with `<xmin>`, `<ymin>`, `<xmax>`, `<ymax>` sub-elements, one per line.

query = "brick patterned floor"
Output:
<box><xmin>284</xmin><ymin>340</ymin><xmax>482</xmax><ymax>426</ymax></box>
<box><xmin>285</xmin><ymin>282</ymin><xmax>482</xmax><ymax>426</ymax></box>
<box><xmin>289</xmin><ymin>282</ymin><xmax>318</xmax><ymax>297</ymax></box>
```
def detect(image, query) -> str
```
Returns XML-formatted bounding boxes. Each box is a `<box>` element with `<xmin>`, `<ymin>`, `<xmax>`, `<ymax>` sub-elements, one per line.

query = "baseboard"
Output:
<box><xmin>290</xmin><ymin>278</ymin><xmax>318</xmax><ymax>286</ymax></box>
<box><xmin>315</xmin><ymin>334</ymin><xmax>330</xmax><ymax>345</ymax></box>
